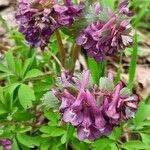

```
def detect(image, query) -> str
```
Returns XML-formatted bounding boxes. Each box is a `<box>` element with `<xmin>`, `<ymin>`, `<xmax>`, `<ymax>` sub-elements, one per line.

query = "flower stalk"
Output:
<box><xmin>55</xmin><ymin>30</ymin><xmax>66</xmax><ymax>67</ymax></box>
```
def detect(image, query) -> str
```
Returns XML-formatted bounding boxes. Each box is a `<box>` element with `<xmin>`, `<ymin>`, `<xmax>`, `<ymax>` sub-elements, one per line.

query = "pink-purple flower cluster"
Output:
<box><xmin>16</xmin><ymin>0</ymin><xmax>85</xmax><ymax>49</ymax></box>
<box><xmin>53</xmin><ymin>70</ymin><xmax>138</xmax><ymax>141</ymax></box>
<box><xmin>76</xmin><ymin>0</ymin><xmax>133</xmax><ymax>61</ymax></box>
<box><xmin>0</xmin><ymin>139</ymin><xmax>12</xmax><ymax>150</ymax></box>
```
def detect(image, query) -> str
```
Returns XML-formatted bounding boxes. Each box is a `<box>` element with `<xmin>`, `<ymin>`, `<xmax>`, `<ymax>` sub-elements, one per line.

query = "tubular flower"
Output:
<box><xmin>0</xmin><ymin>139</ymin><xmax>12</xmax><ymax>150</ymax></box>
<box><xmin>16</xmin><ymin>0</ymin><xmax>85</xmax><ymax>49</ymax></box>
<box><xmin>53</xmin><ymin>70</ymin><xmax>139</xmax><ymax>141</ymax></box>
<box><xmin>76</xmin><ymin>0</ymin><xmax>133</xmax><ymax>61</ymax></box>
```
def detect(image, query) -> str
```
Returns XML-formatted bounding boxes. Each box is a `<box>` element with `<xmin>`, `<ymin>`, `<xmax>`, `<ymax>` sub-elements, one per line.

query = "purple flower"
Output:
<box><xmin>54</xmin><ymin>0</ymin><xmax>85</xmax><ymax>26</ymax></box>
<box><xmin>76</xmin><ymin>0</ymin><xmax>133</xmax><ymax>61</ymax></box>
<box><xmin>102</xmin><ymin>82</ymin><xmax>138</xmax><ymax>125</ymax></box>
<box><xmin>16</xmin><ymin>0</ymin><xmax>57</xmax><ymax>49</ymax></box>
<box><xmin>0</xmin><ymin>139</ymin><xmax>12</xmax><ymax>150</ymax></box>
<box><xmin>53</xmin><ymin>70</ymin><xmax>139</xmax><ymax>141</ymax></box>
<box><xmin>16</xmin><ymin>0</ymin><xmax>85</xmax><ymax>49</ymax></box>
<box><xmin>119</xmin><ymin>0</ymin><xmax>133</xmax><ymax>17</ymax></box>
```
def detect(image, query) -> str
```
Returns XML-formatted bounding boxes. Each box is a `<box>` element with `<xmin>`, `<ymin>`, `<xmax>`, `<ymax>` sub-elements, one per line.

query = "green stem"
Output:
<box><xmin>71</xmin><ymin>44</ymin><xmax>81</xmax><ymax>73</ymax></box>
<box><xmin>66</xmin><ymin>124</ymin><xmax>75</xmax><ymax>150</ymax></box>
<box><xmin>115</xmin><ymin>51</ymin><xmax>123</xmax><ymax>83</ymax></box>
<box><xmin>128</xmin><ymin>33</ymin><xmax>138</xmax><ymax>90</ymax></box>
<box><xmin>49</xmin><ymin>49</ymin><xmax>63</xmax><ymax>68</ymax></box>
<box><xmin>55</xmin><ymin>30</ymin><xmax>66</xmax><ymax>67</ymax></box>
<box><xmin>72</xmin><ymin>44</ymin><xmax>81</xmax><ymax>63</ymax></box>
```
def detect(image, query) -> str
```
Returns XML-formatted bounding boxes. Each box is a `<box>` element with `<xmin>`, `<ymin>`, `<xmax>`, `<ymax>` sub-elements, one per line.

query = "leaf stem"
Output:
<box><xmin>55</xmin><ymin>30</ymin><xmax>66</xmax><ymax>67</ymax></box>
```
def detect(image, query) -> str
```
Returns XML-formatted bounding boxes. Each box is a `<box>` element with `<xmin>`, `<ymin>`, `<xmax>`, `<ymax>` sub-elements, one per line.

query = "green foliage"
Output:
<box><xmin>102</xmin><ymin>0</ymin><xmax>115</xmax><ymax>10</ymax></box>
<box><xmin>87</xmin><ymin>57</ymin><xmax>106</xmax><ymax>85</ymax></box>
<box><xmin>121</xmin><ymin>140</ymin><xmax>149</xmax><ymax>150</ymax></box>
<box><xmin>66</xmin><ymin>124</ymin><xmax>75</xmax><ymax>150</ymax></box>
<box><xmin>18</xmin><ymin>84</ymin><xmax>36</xmax><ymax>109</ymax></box>
<box><xmin>0</xmin><ymin>24</ymin><xmax>61</xmax><ymax>149</ymax></box>
<box><xmin>92</xmin><ymin>138</ymin><xmax>114</xmax><ymax>150</ymax></box>
<box><xmin>128</xmin><ymin>33</ymin><xmax>138</xmax><ymax>90</ymax></box>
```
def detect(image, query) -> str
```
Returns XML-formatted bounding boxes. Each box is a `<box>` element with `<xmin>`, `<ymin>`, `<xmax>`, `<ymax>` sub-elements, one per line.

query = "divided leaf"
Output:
<box><xmin>41</xmin><ymin>91</ymin><xmax>60</xmax><ymax>109</ymax></box>
<box><xmin>18</xmin><ymin>84</ymin><xmax>36</xmax><ymax>109</ymax></box>
<box><xmin>99</xmin><ymin>77</ymin><xmax>114</xmax><ymax>92</ymax></box>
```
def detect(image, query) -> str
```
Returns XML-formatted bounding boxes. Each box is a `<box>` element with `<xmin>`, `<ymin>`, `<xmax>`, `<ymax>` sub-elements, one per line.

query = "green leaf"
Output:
<box><xmin>14</xmin><ymin>111</ymin><xmax>35</xmax><ymax>121</ymax></box>
<box><xmin>99</xmin><ymin>77</ymin><xmax>114</xmax><ymax>93</ymax></box>
<box><xmin>5</xmin><ymin>83</ymin><xmax>20</xmax><ymax>95</ymax></box>
<box><xmin>121</xmin><ymin>140</ymin><xmax>149</xmax><ymax>150</ymax></box>
<box><xmin>24</xmin><ymin>69</ymin><xmax>43</xmax><ymax>80</ymax></box>
<box><xmin>51</xmin><ymin>142</ymin><xmax>61</xmax><ymax>150</ymax></box>
<box><xmin>0</xmin><ymin>73</ymin><xmax>13</xmax><ymax>79</ymax></box>
<box><xmin>12</xmin><ymin>138</ymin><xmax>20</xmax><ymax>150</ymax></box>
<box><xmin>61</xmin><ymin>133</ymin><xmax>67</xmax><ymax>144</ymax></box>
<box><xmin>41</xmin><ymin>91</ymin><xmax>60</xmax><ymax>109</ymax></box>
<box><xmin>71</xmin><ymin>138</ymin><xmax>89</xmax><ymax>150</ymax></box>
<box><xmin>92</xmin><ymin>138</ymin><xmax>114</xmax><ymax>150</ymax></box>
<box><xmin>66</xmin><ymin>124</ymin><xmax>75</xmax><ymax>150</ymax></box>
<box><xmin>140</xmin><ymin>133</ymin><xmax>150</xmax><ymax>145</ymax></box>
<box><xmin>133</xmin><ymin>101</ymin><xmax>150</xmax><ymax>126</ymax></box>
<box><xmin>109</xmin><ymin>127</ymin><xmax>122</xmax><ymax>141</ymax></box>
<box><xmin>137</xmin><ymin>120</ymin><xmax>150</xmax><ymax>127</ymax></box>
<box><xmin>22</xmin><ymin>54</ymin><xmax>35</xmax><ymax>77</ymax></box>
<box><xmin>109</xmin><ymin>143</ymin><xmax>118</xmax><ymax>150</ymax></box>
<box><xmin>16</xmin><ymin>126</ymin><xmax>32</xmax><ymax>133</ymax></box>
<box><xmin>16</xmin><ymin>133</ymin><xmax>39</xmax><ymax>148</ymax></box>
<box><xmin>87</xmin><ymin>57</ymin><xmax>105</xmax><ymax>85</ymax></box>
<box><xmin>0</xmin><ymin>102</ymin><xmax>7</xmax><ymax>114</ymax></box>
<box><xmin>18</xmin><ymin>84</ymin><xmax>36</xmax><ymax>109</ymax></box>
<box><xmin>102</xmin><ymin>0</ymin><xmax>115</xmax><ymax>9</ymax></box>
<box><xmin>40</xmin><ymin>140</ymin><xmax>51</xmax><ymax>150</ymax></box>
<box><xmin>5</xmin><ymin>51</ymin><xmax>16</xmax><ymax>73</ymax></box>
<box><xmin>3</xmin><ymin>92</ymin><xmax>13</xmax><ymax>111</ymax></box>
<box><xmin>9</xmin><ymin>30</ymin><xmax>25</xmax><ymax>44</ymax></box>
<box><xmin>128</xmin><ymin>33</ymin><xmax>138</xmax><ymax>90</ymax></box>
<box><xmin>120</xmin><ymin>87</ymin><xmax>131</xmax><ymax>97</ymax></box>
<box><xmin>0</xmin><ymin>63</ymin><xmax>9</xmax><ymax>73</ymax></box>
<box><xmin>44</xmin><ymin>110</ymin><xmax>60</xmax><ymax>124</ymax></box>
<box><xmin>145</xmin><ymin>94</ymin><xmax>150</xmax><ymax>105</ymax></box>
<box><xmin>15</xmin><ymin>58</ymin><xmax>23</xmax><ymax>78</ymax></box>
<box><xmin>40</xmin><ymin>126</ymin><xmax>65</xmax><ymax>137</ymax></box>
<box><xmin>33</xmin><ymin>81</ymin><xmax>52</xmax><ymax>92</ymax></box>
